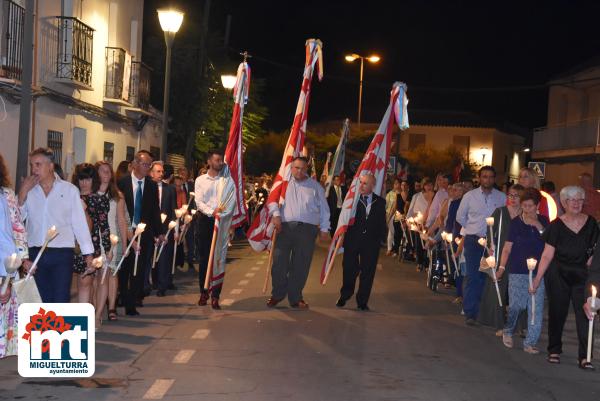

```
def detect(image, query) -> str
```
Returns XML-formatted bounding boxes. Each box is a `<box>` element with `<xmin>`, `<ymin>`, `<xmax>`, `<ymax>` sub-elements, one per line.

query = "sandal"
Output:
<box><xmin>579</xmin><ymin>359</ymin><xmax>595</xmax><ymax>371</ymax></box>
<box><xmin>547</xmin><ymin>354</ymin><xmax>560</xmax><ymax>364</ymax></box>
<box><xmin>524</xmin><ymin>346</ymin><xmax>540</xmax><ymax>355</ymax></box>
<box><xmin>108</xmin><ymin>309</ymin><xmax>118</xmax><ymax>321</ymax></box>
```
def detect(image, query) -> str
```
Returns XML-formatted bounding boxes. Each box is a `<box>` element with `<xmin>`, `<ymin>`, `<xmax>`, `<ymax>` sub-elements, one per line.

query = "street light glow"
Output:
<box><xmin>523</xmin><ymin>148</ymin><xmax>531</xmax><ymax>152</ymax></box>
<box><xmin>345</xmin><ymin>54</ymin><xmax>359</xmax><ymax>62</ymax></box>
<box><xmin>157</xmin><ymin>9</ymin><xmax>184</xmax><ymax>33</ymax></box>
<box><xmin>368</xmin><ymin>55</ymin><xmax>381</xmax><ymax>63</ymax></box>
<box><xmin>221</xmin><ymin>74</ymin><xmax>237</xmax><ymax>90</ymax></box>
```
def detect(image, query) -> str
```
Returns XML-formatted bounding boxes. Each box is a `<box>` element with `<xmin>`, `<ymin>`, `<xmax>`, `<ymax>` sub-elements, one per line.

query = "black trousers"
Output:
<box><xmin>414</xmin><ymin>231</ymin><xmax>426</xmax><ymax>266</ymax></box>
<box><xmin>392</xmin><ymin>221</ymin><xmax>402</xmax><ymax>253</ymax></box>
<box><xmin>118</xmin><ymin>233</ymin><xmax>153</xmax><ymax>310</ymax></box>
<box><xmin>330</xmin><ymin>207</ymin><xmax>341</xmax><ymax>235</ymax></box>
<box><xmin>340</xmin><ymin>238</ymin><xmax>380</xmax><ymax>307</ymax></box>
<box><xmin>196</xmin><ymin>214</ymin><xmax>221</xmax><ymax>298</ymax></box>
<box><xmin>545</xmin><ymin>264</ymin><xmax>590</xmax><ymax>360</ymax></box>
<box><xmin>155</xmin><ymin>238</ymin><xmax>175</xmax><ymax>291</ymax></box>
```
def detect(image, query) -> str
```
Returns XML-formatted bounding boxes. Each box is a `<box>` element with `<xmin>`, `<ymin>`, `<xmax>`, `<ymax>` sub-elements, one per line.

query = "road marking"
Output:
<box><xmin>143</xmin><ymin>379</ymin><xmax>175</xmax><ymax>399</ymax></box>
<box><xmin>221</xmin><ymin>298</ymin><xmax>234</xmax><ymax>306</ymax></box>
<box><xmin>172</xmin><ymin>350</ymin><xmax>195</xmax><ymax>364</ymax></box>
<box><xmin>191</xmin><ymin>329</ymin><xmax>210</xmax><ymax>340</ymax></box>
<box><xmin>251</xmin><ymin>266</ymin><xmax>260</xmax><ymax>271</ymax></box>
<box><xmin>245</xmin><ymin>272</ymin><xmax>255</xmax><ymax>278</ymax></box>
<box><xmin>377</xmin><ymin>263</ymin><xmax>383</xmax><ymax>271</ymax></box>
<box><xmin>230</xmin><ymin>288</ymin><xmax>243</xmax><ymax>295</ymax></box>
<box><xmin>256</xmin><ymin>260</ymin><xmax>265</xmax><ymax>265</ymax></box>
<box><xmin>238</xmin><ymin>280</ymin><xmax>249</xmax><ymax>285</ymax></box>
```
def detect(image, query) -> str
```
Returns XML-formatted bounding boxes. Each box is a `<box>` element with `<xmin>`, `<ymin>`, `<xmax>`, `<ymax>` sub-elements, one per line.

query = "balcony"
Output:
<box><xmin>0</xmin><ymin>0</ymin><xmax>24</xmax><ymax>81</ymax></box>
<box><xmin>104</xmin><ymin>47</ymin><xmax>131</xmax><ymax>104</ymax></box>
<box><xmin>56</xmin><ymin>16</ymin><xmax>94</xmax><ymax>90</ymax></box>
<box><xmin>126</xmin><ymin>61</ymin><xmax>151</xmax><ymax>113</ymax></box>
<box><xmin>533</xmin><ymin>118</ymin><xmax>600</xmax><ymax>159</ymax></box>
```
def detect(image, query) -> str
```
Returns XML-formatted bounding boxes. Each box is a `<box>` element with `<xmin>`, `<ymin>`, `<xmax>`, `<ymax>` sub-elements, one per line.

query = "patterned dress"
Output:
<box><xmin>0</xmin><ymin>187</ymin><xmax>28</xmax><ymax>358</ymax></box>
<box><xmin>74</xmin><ymin>193</ymin><xmax>110</xmax><ymax>274</ymax></box>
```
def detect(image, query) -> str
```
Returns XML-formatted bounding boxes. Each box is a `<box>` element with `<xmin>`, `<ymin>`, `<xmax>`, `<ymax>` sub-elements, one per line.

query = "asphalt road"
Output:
<box><xmin>1</xmin><ymin>240</ymin><xmax>600</xmax><ymax>401</ymax></box>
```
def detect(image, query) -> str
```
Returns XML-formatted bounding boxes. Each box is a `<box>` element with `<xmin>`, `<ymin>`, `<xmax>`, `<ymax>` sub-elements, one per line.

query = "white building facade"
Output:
<box><xmin>0</xmin><ymin>0</ymin><xmax>162</xmax><ymax>184</ymax></box>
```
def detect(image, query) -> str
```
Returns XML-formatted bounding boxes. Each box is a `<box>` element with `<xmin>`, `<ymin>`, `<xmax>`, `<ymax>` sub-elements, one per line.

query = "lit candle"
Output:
<box><xmin>486</xmin><ymin>255</ymin><xmax>503</xmax><ymax>307</ymax></box>
<box><xmin>477</xmin><ymin>238</ymin><xmax>487</xmax><ymax>247</ymax></box>
<box><xmin>445</xmin><ymin>233</ymin><xmax>453</xmax><ymax>243</ymax></box>
<box><xmin>135</xmin><ymin>222</ymin><xmax>147</xmax><ymax>236</ymax></box>
<box><xmin>485</xmin><ymin>256</ymin><xmax>496</xmax><ymax>268</ymax></box>
<box><xmin>175</xmin><ymin>208</ymin><xmax>184</xmax><ymax>220</ymax></box>
<box><xmin>155</xmin><ymin>221</ymin><xmax>178</xmax><ymax>267</ymax></box>
<box><xmin>161</xmin><ymin>213</ymin><xmax>167</xmax><ymax>224</ymax></box>
<box><xmin>1</xmin><ymin>253</ymin><xmax>21</xmax><ymax>294</ymax></box>
<box><xmin>92</xmin><ymin>256</ymin><xmax>104</xmax><ymax>269</ymax></box>
<box><xmin>191</xmin><ymin>209</ymin><xmax>197</xmax><ymax>216</ymax></box>
<box><xmin>114</xmin><ymin>223</ymin><xmax>146</xmax><ymax>276</ymax></box>
<box><xmin>593</xmin><ymin>286</ymin><xmax>598</xmax><ymax>309</ymax></box>
<box><xmin>486</xmin><ymin>217</ymin><xmax>494</xmax><ymax>226</ymax></box>
<box><xmin>526</xmin><ymin>258</ymin><xmax>537</xmax><ymax>271</ymax></box>
<box><xmin>455</xmin><ymin>237</ymin><xmax>461</xmax><ymax>245</ymax></box>
<box><xmin>102</xmin><ymin>235</ymin><xmax>120</xmax><ymax>284</ymax></box>
<box><xmin>441</xmin><ymin>231</ymin><xmax>448</xmax><ymax>241</ymax></box>
<box><xmin>527</xmin><ymin>258</ymin><xmax>537</xmax><ymax>325</ymax></box>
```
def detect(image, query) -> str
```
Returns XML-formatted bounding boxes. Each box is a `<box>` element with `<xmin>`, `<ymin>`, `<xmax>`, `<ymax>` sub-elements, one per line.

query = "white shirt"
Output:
<box><xmin>21</xmin><ymin>174</ymin><xmax>94</xmax><ymax>254</ymax></box>
<box><xmin>194</xmin><ymin>173</ymin><xmax>220</xmax><ymax>217</ymax></box>
<box><xmin>270</xmin><ymin>176</ymin><xmax>331</xmax><ymax>232</ymax></box>
<box><xmin>407</xmin><ymin>192</ymin><xmax>429</xmax><ymax>218</ymax></box>
<box><xmin>157</xmin><ymin>181</ymin><xmax>163</xmax><ymax>205</ymax></box>
<box><xmin>426</xmin><ymin>188</ymin><xmax>448</xmax><ymax>227</ymax></box>
<box><xmin>359</xmin><ymin>192</ymin><xmax>373</xmax><ymax>216</ymax></box>
<box><xmin>334</xmin><ymin>185</ymin><xmax>343</xmax><ymax>208</ymax></box>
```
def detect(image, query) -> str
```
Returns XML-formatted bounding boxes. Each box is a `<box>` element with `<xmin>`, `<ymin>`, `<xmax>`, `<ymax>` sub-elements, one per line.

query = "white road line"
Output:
<box><xmin>191</xmin><ymin>329</ymin><xmax>210</xmax><ymax>340</ymax></box>
<box><xmin>245</xmin><ymin>272</ymin><xmax>255</xmax><ymax>278</ymax></box>
<box><xmin>220</xmin><ymin>298</ymin><xmax>235</xmax><ymax>306</ymax></box>
<box><xmin>230</xmin><ymin>288</ymin><xmax>243</xmax><ymax>295</ymax></box>
<box><xmin>251</xmin><ymin>267</ymin><xmax>260</xmax><ymax>271</ymax></box>
<box><xmin>143</xmin><ymin>379</ymin><xmax>175</xmax><ymax>399</ymax></box>
<box><xmin>172</xmin><ymin>349</ymin><xmax>196</xmax><ymax>364</ymax></box>
<box><xmin>238</xmin><ymin>280</ymin><xmax>249</xmax><ymax>285</ymax></box>
<box><xmin>256</xmin><ymin>260</ymin><xmax>265</xmax><ymax>265</ymax></box>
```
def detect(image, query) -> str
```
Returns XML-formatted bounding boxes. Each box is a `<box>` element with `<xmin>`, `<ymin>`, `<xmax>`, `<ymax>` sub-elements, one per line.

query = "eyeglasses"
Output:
<box><xmin>508</xmin><ymin>194</ymin><xmax>520</xmax><ymax>199</ymax></box>
<box><xmin>566</xmin><ymin>198</ymin><xmax>584</xmax><ymax>203</ymax></box>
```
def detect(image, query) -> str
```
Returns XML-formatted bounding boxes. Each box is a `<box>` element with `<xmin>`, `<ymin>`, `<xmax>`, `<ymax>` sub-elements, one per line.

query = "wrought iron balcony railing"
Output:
<box><xmin>129</xmin><ymin>61</ymin><xmax>151</xmax><ymax>111</ymax></box>
<box><xmin>105</xmin><ymin>47</ymin><xmax>129</xmax><ymax>101</ymax></box>
<box><xmin>56</xmin><ymin>16</ymin><xmax>94</xmax><ymax>88</ymax></box>
<box><xmin>533</xmin><ymin>118</ymin><xmax>600</xmax><ymax>154</ymax></box>
<box><xmin>0</xmin><ymin>0</ymin><xmax>24</xmax><ymax>80</ymax></box>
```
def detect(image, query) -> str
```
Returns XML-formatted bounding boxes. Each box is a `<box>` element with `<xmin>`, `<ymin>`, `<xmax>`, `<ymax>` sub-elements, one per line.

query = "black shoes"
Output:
<box><xmin>156</xmin><ymin>290</ymin><xmax>166</xmax><ymax>297</ymax></box>
<box><xmin>336</xmin><ymin>298</ymin><xmax>347</xmax><ymax>308</ymax></box>
<box><xmin>125</xmin><ymin>308</ymin><xmax>140</xmax><ymax>316</ymax></box>
<box><xmin>357</xmin><ymin>305</ymin><xmax>370</xmax><ymax>311</ymax></box>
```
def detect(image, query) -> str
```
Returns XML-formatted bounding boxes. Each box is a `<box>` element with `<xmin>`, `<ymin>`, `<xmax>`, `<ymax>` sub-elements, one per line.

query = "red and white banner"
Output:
<box><xmin>320</xmin><ymin>82</ymin><xmax>409</xmax><ymax>284</ymax></box>
<box><xmin>224</xmin><ymin>61</ymin><xmax>251</xmax><ymax>228</ymax></box>
<box><xmin>247</xmin><ymin>39</ymin><xmax>324</xmax><ymax>251</ymax></box>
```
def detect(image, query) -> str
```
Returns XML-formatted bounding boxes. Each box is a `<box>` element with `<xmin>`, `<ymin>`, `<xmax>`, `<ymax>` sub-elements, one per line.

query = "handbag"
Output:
<box><xmin>12</xmin><ymin>277</ymin><xmax>42</xmax><ymax>304</ymax></box>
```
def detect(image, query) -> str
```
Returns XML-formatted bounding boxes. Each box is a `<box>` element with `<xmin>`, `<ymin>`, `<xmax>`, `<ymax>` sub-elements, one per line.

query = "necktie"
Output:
<box><xmin>134</xmin><ymin>180</ymin><xmax>143</xmax><ymax>225</ymax></box>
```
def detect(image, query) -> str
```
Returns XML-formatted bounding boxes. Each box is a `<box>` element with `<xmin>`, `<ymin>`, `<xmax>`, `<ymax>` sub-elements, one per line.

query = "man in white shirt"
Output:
<box><xmin>268</xmin><ymin>157</ymin><xmax>331</xmax><ymax>309</ymax></box>
<box><xmin>18</xmin><ymin>147</ymin><xmax>94</xmax><ymax>303</ymax></box>
<box><xmin>195</xmin><ymin>149</ymin><xmax>228</xmax><ymax>309</ymax></box>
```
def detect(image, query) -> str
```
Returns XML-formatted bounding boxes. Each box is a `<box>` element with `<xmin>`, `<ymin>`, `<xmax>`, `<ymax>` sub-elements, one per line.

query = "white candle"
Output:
<box><xmin>593</xmin><ymin>286</ymin><xmax>598</xmax><ymax>309</ymax></box>
<box><xmin>154</xmin><ymin>221</ymin><xmax>177</xmax><ymax>267</ymax></box>
<box><xmin>26</xmin><ymin>226</ymin><xmax>58</xmax><ymax>279</ymax></box>
<box><xmin>486</xmin><ymin>217</ymin><xmax>494</xmax><ymax>226</ymax></box>
<box><xmin>527</xmin><ymin>258</ymin><xmax>537</xmax><ymax>325</ymax></box>
<box><xmin>135</xmin><ymin>222</ymin><xmax>147</xmax><ymax>236</ymax></box>
<box><xmin>485</xmin><ymin>255</ymin><xmax>503</xmax><ymax>307</ymax></box>
<box><xmin>160</xmin><ymin>213</ymin><xmax>167</xmax><ymax>224</ymax></box>
<box><xmin>477</xmin><ymin>238</ymin><xmax>487</xmax><ymax>247</ymax></box>
<box><xmin>485</xmin><ymin>256</ymin><xmax>496</xmax><ymax>268</ymax></box>
<box><xmin>1</xmin><ymin>253</ymin><xmax>21</xmax><ymax>294</ymax></box>
<box><xmin>175</xmin><ymin>209</ymin><xmax>184</xmax><ymax>220</ymax></box>
<box><xmin>441</xmin><ymin>231</ymin><xmax>448</xmax><ymax>241</ymax></box>
<box><xmin>191</xmin><ymin>209</ymin><xmax>197</xmax><ymax>216</ymax></box>
<box><xmin>445</xmin><ymin>233</ymin><xmax>453</xmax><ymax>243</ymax></box>
<box><xmin>588</xmin><ymin>285</ymin><xmax>598</xmax><ymax>362</ymax></box>
<box><xmin>526</xmin><ymin>258</ymin><xmax>537</xmax><ymax>271</ymax></box>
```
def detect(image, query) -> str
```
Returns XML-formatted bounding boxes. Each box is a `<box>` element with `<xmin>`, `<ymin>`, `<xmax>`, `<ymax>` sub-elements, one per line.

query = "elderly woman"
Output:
<box><xmin>532</xmin><ymin>185</ymin><xmax>599</xmax><ymax>369</ymax></box>
<box><xmin>497</xmin><ymin>188</ymin><xmax>549</xmax><ymax>354</ymax></box>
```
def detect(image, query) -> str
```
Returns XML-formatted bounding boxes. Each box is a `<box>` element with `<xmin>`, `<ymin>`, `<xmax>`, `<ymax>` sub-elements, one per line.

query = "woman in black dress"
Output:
<box><xmin>531</xmin><ymin>185</ymin><xmax>599</xmax><ymax>369</ymax></box>
<box><xmin>72</xmin><ymin>163</ymin><xmax>110</xmax><ymax>304</ymax></box>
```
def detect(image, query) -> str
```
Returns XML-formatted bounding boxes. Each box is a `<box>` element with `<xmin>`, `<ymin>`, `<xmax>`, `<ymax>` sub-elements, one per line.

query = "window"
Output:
<box><xmin>452</xmin><ymin>135</ymin><xmax>470</xmax><ymax>157</ymax></box>
<box><xmin>126</xmin><ymin>146</ymin><xmax>135</xmax><ymax>161</ymax></box>
<box><xmin>103</xmin><ymin>142</ymin><xmax>114</xmax><ymax>165</ymax></box>
<box><xmin>47</xmin><ymin>130</ymin><xmax>63</xmax><ymax>166</ymax></box>
<box><xmin>150</xmin><ymin>146</ymin><xmax>160</xmax><ymax>160</ymax></box>
<box><xmin>408</xmin><ymin>133</ymin><xmax>426</xmax><ymax>149</ymax></box>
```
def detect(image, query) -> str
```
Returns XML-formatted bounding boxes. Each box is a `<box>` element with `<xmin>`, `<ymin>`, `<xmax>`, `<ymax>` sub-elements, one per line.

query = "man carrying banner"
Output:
<box><xmin>336</xmin><ymin>173</ymin><xmax>386</xmax><ymax>311</ymax></box>
<box><xmin>268</xmin><ymin>156</ymin><xmax>330</xmax><ymax>309</ymax></box>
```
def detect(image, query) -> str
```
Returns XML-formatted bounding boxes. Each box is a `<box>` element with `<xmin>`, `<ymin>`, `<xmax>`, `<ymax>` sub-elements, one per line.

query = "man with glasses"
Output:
<box><xmin>117</xmin><ymin>150</ymin><xmax>164</xmax><ymax>316</ymax></box>
<box><xmin>456</xmin><ymin>166</ymin><xmax>506</xmax><ymax>326</ymax></box>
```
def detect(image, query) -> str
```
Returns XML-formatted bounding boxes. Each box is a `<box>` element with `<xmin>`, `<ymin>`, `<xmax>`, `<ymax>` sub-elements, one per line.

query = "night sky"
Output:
<box><xmin>144</xmin><ymin>0</ymin><xmax>600</xmax><ymax>132</ymax></box>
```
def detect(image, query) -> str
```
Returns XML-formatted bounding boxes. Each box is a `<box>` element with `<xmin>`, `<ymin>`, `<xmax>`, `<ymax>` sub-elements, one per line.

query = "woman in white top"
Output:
<box><xmin>407</xmin><ymin>178</ymin><xmax>435</xmax><ymax>271</ymax></box>
<box><xmin>95</xmin><ymin>161</ymin><xmax>129</xmax><ymax>326</ymax></box>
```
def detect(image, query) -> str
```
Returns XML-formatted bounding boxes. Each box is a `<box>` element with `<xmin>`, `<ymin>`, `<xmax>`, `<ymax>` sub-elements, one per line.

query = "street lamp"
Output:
<box><xmin>157</xmin><ymin>8</ymin><xmax>184</xmax><ymax>161</ymax></box>
<box><xmin>221</xmin><ymin>74</ymin><xmax>236</xmax><ymax>145</ymax></box>
<box><xmin>345</xmin><ymin>53</ymin><xmax>380</xmax><ymax>126</ymax></box>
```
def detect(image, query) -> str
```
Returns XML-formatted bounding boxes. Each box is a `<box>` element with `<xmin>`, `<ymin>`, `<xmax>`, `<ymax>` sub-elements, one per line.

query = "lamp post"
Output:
<box><xmin>220</xmin><ymin>74</ymin><xmax>236</xmax><ymax>146</ymax></box>
<box><xmin>345</xmin><ymin>53</ymin><xmax>380</xmax><ymax>127</ymax></box>
<box><xmin>157</xmin><ymin>8</ymin><xmax>184</xmax><ymax>161</ymax></box>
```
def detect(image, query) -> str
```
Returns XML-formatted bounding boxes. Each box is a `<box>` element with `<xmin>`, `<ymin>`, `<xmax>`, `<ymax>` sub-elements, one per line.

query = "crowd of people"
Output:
<box><xmin>385</xmin><ymin>166</ymin><xmax>600</xmax><ymax>370</ymax></box>
<box><xmin>2</xmin><ymin>147</ymin><xmax>600</xmax><ymax>373</ymax></box>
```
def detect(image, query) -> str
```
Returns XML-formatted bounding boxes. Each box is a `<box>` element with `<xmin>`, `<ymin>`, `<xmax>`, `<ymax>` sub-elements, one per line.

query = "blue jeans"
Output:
<box><xmin>462</xmin><ymin>235</ymin><xmax>486</xmax><ymax>319</ymax></box>
<box><xmin>30</xmin><ymin>247</ymin><xmax>74</xmax><ymax>303</ymax></box>
<box><xmin>504</xmin><ymin>274</ymin><xmax>544</xmax><ymax>348</ymax></box>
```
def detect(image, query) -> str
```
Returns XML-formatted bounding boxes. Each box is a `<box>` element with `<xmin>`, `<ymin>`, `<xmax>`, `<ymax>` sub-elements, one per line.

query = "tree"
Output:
<box><xmin>404</xmin><ymin>144</ymin><xmax>476</xmax><ymax>180</ymax></box>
